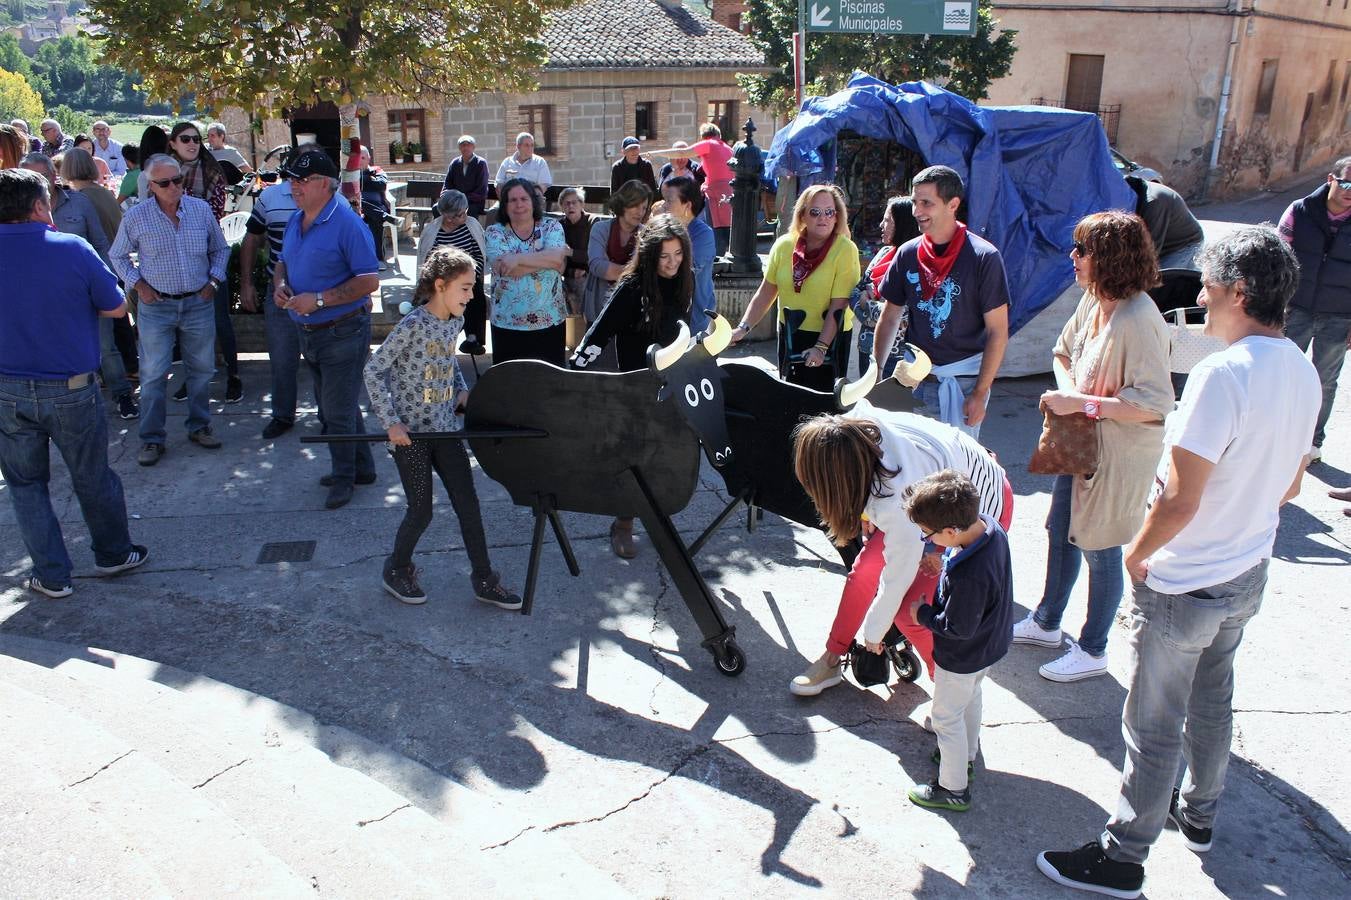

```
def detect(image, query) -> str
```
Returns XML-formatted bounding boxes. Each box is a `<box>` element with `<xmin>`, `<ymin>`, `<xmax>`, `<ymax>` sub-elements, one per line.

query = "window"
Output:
<box><xmin>1064</xmin><ymin>54</ymin><xmax>1105</xmax><ymax>113</ymax></box>
<box><xmin>1254</xmin><ymin>59</ymin><xmax>1279</xmax><ymax>118</ymax></box>
<box><xmin>387</xmin><ymin>109</ymin><xmax>427</xmax><ymax>161</ymax></box>
<box><xmin>635</xmin><ymin>102</ymin><xmax>658</xmax><ymax>142</ymax></box>
<box><xmin>521</xmin><ymin>105</ymin><xmax>554</xmax><ymax>155</ymax></box>
<box><xmin>708</xmin><ymin>100</ymin><xmax>737</xmax><ymax>141</ymax></box>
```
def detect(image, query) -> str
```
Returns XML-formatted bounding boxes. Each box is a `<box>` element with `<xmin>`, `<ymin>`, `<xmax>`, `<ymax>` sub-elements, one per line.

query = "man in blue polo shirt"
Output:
<box><xmin>0</xmin><ymin>168</ymin><xmax>148</xmax><ymax>598</ymax></box>
<box><xmin>273</xmin><ymin>146</ymin><xmax>382</xmax><ymax>509</ymax></box>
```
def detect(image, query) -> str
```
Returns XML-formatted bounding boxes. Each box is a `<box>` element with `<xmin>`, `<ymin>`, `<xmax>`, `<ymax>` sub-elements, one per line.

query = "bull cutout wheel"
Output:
<box><xmin>888</xmin><ymin>645</ymin><xmax>921</xmax><ymax>683</ymax></box>
<box><xmin>713</xmin><ymin>641</ymin><xmax>747</xmax><ymax>676</ymax></box>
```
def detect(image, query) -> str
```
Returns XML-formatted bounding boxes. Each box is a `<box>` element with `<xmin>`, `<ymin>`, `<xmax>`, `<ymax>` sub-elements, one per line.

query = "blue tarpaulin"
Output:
<box><xmin>765</xmin><ymin>74</ymin><xmax>1135</xmax><ymax>333</ymax></box>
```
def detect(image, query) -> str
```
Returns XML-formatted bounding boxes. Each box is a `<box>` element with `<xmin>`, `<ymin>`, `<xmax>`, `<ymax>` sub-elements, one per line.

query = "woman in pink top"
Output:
<box><xmin>651</xmin><ymin>123</ymin><xmax>734</xmax><ymax>253</ymax></box>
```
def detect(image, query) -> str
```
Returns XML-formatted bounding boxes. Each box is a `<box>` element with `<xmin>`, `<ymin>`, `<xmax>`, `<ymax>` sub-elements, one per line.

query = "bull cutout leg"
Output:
<box><xmin>521</xmin><ymin>494</ymin><xmax>581</xmax><ymax>617</ymax></box>
<box><xmin>688</xmin><ymin>490</ymin><xmax>752</xmax><ymax>557</ymax></box>
<box><xmin>626</xmin><ymin>466</ymin><xmax>745</xmax><ymax>676</ymax></box>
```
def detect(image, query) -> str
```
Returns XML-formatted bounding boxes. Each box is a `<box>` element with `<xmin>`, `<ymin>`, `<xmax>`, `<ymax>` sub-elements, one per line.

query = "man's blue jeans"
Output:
<box><xmin>137</xmin><ymin>296</ymin><xmax>215</xmax><ymax>445</ymax></box>
<box><xmin>1102</xmin><ymin>560</ymin><xmax>1268</xmax><ymax>865</ymax></box>
<box><xmin>1284</xmin><ymin>305</ymin><xmax>1350</xmax><ymax>448</ymax></box>
<box><xmin>99</xmin><ymin>317</ymin><xmax>132</xmax><ymax>399</ymax></box>
<box><xmin>297</xmin><ymin>312</ymin><xmax>375</xmax><ymax>484</ymax></box>
<box><xmin>0</xmin><ymin>377</ymin><xmax>133</xmax><ymax>584</ymax></box>
<box><xmin>264</xmin><ymin>287</ymin><xmax>302</xmax><ymax>423</ymax></box>
<box><xmin>1033</xmin><ymin>474</ymin><xmax>1125</xmax><ymax>657</ymax></box>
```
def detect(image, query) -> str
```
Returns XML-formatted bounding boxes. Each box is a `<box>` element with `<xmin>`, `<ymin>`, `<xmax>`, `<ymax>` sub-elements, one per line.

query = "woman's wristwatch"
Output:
<box><xmin>734</xmin><ymin>321</ymin><xmax>751</xmax><ymax>335</ymax></box>
<box><xmin>1083</xmin><ymin>398</ymin><xmax>1101</xmax><ymax>420</ymax></box>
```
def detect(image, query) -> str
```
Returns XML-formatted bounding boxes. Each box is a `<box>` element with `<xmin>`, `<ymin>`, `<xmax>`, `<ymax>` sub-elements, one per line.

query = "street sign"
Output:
<box><xmin>804</xmin><ymin>0</ymin><xmax>976</xmax><ymax>36</ymax></box>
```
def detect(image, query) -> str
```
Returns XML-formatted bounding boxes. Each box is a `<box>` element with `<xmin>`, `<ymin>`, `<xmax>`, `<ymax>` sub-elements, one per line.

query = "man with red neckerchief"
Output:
<box><xmin>873</xmin><ymin>166</ymin><xmax>1011</xmax><ymax>438</ymax></box>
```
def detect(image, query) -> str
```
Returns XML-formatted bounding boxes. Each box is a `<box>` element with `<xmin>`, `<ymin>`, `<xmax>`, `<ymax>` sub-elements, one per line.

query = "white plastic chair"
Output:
<box><xmin>220</xmin><ymin>211</ymin><xmax>250</xmax><ymax>246</ymax></box>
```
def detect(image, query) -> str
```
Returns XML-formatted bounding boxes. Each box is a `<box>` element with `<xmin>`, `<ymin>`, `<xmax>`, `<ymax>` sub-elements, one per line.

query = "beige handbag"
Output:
<box><xmin>1167</xmin><ymin>306</ymin><xmax>1225</xmax><ymax>374</ymax></box>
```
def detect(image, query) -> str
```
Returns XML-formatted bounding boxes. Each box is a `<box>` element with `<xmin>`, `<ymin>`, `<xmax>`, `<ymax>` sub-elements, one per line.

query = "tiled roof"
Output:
<box><xmin>543</xmin><ymin>0</ymin><xmax>766</xmax><ymax>70</ymax></box>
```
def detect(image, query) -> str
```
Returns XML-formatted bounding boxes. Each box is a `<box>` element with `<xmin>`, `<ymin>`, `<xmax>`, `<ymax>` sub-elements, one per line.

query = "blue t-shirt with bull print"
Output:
<box><xmin>878</xmin><ymin>231</ymin><xmax>1010</xmax><ymax>366</ymax></box>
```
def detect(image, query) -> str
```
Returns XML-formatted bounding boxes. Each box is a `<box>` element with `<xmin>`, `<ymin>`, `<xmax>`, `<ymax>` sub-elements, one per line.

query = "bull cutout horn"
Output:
<box><xmin>834</xmin><ymin>362</ymin><xmax>879</xmax><ymax>408</ymax></box>
<box><xmin>650</xmin><ymin>321</ymin><xmax>692</xmax><ymax>372</ymax></box>
<box><xmin>892</xmin><ymin>343</ymin><xmax>933</xmax><ymax>389</ymax></box>
<box><xmin>700</xmin><ymin>313</ymin><xmax>734</xmax><ymax>358</ymax></box>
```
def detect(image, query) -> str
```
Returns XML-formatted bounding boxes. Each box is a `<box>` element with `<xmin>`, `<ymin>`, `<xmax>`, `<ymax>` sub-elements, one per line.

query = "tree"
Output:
<box><xmin>0</xmin><ymin>66</ymin><xmax>44</xmax><ymax>123</ymax></box>
<box><xmin>739</xmin><ymin>0</ymin><xmax>1017</xmax><ymax>112</ymax></box>
<box><xmin>0</xmin><ymin>33</ymin><xmax>33</xmax><ymax>81</ymax></box>
<box><xmin>47</xmin><ymin>102</ymin><xmax>90</xmax><ymax>135</ymax></box>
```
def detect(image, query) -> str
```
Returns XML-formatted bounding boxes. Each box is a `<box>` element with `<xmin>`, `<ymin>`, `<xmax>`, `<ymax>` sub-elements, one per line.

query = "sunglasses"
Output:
<box><xmin>150</xmin><ymin>175</ymin><xmax>185</xmax><ymax>188</ymax></box>
<box><xmin>1072</xmin><ymin>240</ymin><xmax>1089</xmax><ymax>257</ymax></box>
<box><xmin>807</xmin><ymin>206</ymin><xmax>837</xmax><ymax>219</ymax></box>
<box><xmin>176</xmin><ymin>134</ymin><xmax>202</xmax><ymax>144</ymax></box>
<box><xmin>1336</xmin><ymin>179</ymin><xmax>1351</xmax><ymax>191</ymax></box>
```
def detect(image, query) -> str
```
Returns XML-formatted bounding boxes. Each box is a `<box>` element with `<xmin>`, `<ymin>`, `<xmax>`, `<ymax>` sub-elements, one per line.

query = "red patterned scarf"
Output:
<box><xmin>792</xmin><ymin>232</ymin><xmax>837</xmax><ymax>292</ymax></box>
<box><xmin>916</xmin><ymin>221</ymin><xmax>968</xmax><ymax>300</ymax></box>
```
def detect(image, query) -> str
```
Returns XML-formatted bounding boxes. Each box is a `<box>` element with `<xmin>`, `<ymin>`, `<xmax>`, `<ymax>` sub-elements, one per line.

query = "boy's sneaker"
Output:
<box><xmin>930</xmin><ymin>747</ymin><xmax>974</xmax><ymax>780</ymax></box>
<box><xmin>789</xmin><ymin>652</ymin><xmax>844</xmax><ymax>696</ymax></box>
<box><xmin>1040</xmin><ymin>643</ymin><xmax>1109</xmax><ymax>682</ymax></box>
<box><xmin>94</xmin><ymin>545</ymin><xmax>150</xmax><ymax>576</ymax></box>
<box><xmin>1036</xmin><ymin>841</ymin><xmax>1143</xmax><ymax>899</ymax></box>
<box><xmin>116</xmin><ymin>394</ymin><xmax>139</xmax><ymax>419</ymax></box>
<box><xmin>1168</xmin><ymin>789</ymin><xmax>1213</xmax><ymax>852</ymax></box>
<box><xmin>28</xmin><ymin>577</ymin><xmax>73</xmax><ymax>599</ymax></box>
<box><xmin>383</xmin><ymin>563</ymin><xmax>426</xmax><ymax>605</ymax></box>
<box><xmin>473</xmin><ymin>573</ymin><xmax>522</xmax><ymax>610</ymax></box>
<box><xmin>907</xmin><ymin>780</ymin><xmax>971</xmax><ymax>812</ymax></box>
<box><xmin>1012</xmin><ymin>612</ymin><xmax>1063</xmax><ymax>647</ymax></box>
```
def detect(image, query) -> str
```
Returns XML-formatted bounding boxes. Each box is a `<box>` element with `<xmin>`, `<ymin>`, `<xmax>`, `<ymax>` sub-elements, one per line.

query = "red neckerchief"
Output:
<box><xmin>792</xmin><ymin>231</ymin><xmax>837</xmax><ymax>292</ymax></box>
<box><xmin>607</xmin><ymin>220</ymin><xmax>636</xmax><ymax>266</ymax></box>
<box><xmin>868</xmin><ymin>245</ymin><xmax>899</xmax><ymax>291</ymax></box>
<box><xmin>916</xmin><ymin>222</ymin><xmax>967</xmax><ymax>300</ymax></box>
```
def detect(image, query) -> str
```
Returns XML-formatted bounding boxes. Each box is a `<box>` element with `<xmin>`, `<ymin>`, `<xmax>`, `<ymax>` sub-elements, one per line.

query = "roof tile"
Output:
<box><xmin>543</xmin><ymin>0</ymin><xmax>766</xmax><ymax>69</ymax></box>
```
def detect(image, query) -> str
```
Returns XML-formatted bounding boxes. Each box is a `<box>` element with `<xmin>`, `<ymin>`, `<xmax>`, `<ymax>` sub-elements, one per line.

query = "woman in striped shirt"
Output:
<box><xmin>417</xmin><ymin>190</ymin><xmax>488</xmax><ymax>354</ymax></box>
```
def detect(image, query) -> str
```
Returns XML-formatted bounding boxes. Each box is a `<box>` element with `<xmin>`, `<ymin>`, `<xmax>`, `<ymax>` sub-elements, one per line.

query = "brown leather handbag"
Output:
<box><xmin>1028</xmin><ymin>403</ymin><xmax>1100</xmax><ymax>476</ymax></box>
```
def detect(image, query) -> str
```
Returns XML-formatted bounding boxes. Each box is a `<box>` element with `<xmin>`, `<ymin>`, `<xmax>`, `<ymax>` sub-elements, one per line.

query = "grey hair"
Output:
<box><xmin>559</xmin><ymin>186</ymin><xmax>586</xmax><ymax>204</ymax></box>
<box><xmin>40</xmin><ymin>118</ymin><xmax>59</xmax><ymax>130</ymax></box>
<box><xmin>516</xmin><ymin>132</ymin><xmax>535</xmax><ymax>147</ymax></box>
<box><xmin>1334</xmin><ymin>156</ymin><xmax>1351</xmax><ymax>178</ymax></box>
<box><xmin>20</xmin><ymin>150</ymin><xmax>54</xmax><ymax>174</ymax></box>
<box><xmin>144</xmin><ymin>153</ymin><xmax>181</xmax><ymax>177</ymax></box>
<box><xmin>1198</xmin><ymin>225</ymin><xmax>1300</xmax><ymax>328</ymax></box>
<box><xmin>0</xmin><ymin>167</ymin><xmax>50</xmax><ymax>223</ymax></box>
<box><xmin>93</xmin><ymin>120</ymin><xmax>109</xmax><ymax>130</ymax></box>
<box><xmin>207</xmin><ymin>122</ymin><xmax>227</xmax><ymax>137</ymax></box>
<box><xmin>436</xmin><ymin>189</ymin><xmax>469</xmax><ymax>216</ymax></box>
<box><xmin>10</xmin><ymin>118</ymin><xmax>29</xmax><ymax>131</ymax></box>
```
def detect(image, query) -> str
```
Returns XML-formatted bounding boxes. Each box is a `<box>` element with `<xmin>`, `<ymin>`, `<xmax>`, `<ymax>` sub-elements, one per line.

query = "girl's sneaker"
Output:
<box><xmin>383</xmin><ymin>563</ymin><xmax>426</xmax><ymax>605</ymax></box>
<box><xmin>474</xmin><ymin>573</ymin><xmax>522</xmax><ymax>611</ymax></box>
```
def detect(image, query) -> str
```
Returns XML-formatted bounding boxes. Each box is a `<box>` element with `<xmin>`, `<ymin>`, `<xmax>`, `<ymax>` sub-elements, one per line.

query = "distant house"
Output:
<box><xmin>224</xmin><ymin>0</ymin><xmax>778</xmax><ymax>188</ymax></box>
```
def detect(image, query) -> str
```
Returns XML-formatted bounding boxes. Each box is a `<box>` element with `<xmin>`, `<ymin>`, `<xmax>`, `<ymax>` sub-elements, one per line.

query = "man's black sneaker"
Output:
<box><xmin>94</xmin><ymin>545</ymin><xmax>150</xmax><ymax>576</ymax></box>
<box><xmin>224</xmin><ymin>376</ymin><xmax>244</xmax><ymax>404</ymax></box>
<box><xmin>1168</xmin><ymin>789</ymin><xmax>1213</xmax><ymax>852</ymax></box>
<box><xmin>261</xmin><ymin>418</ymin><xmax>293</xmax><ymax>440</ymax></box>
<box><xmin>930</xmin><ymin>747</ymin><xmax>974</xmax><ymax>780</ymax></box>
<box><xmin>473</xmin><ymin>572</ymin><xmax>522</xmax><ymax>610</ymax></box>
<box><xmin>172</xmin><ymin>382</ymin><xmax>188</xmax><ymax>402</ymax></box>
<box><xmin>907</xmin><ymin>780</ymin><xmax>970</xmax><ymax>812</ymax></box>
<box><xmin>116</xmin><ymin>394</ymin><xmax>139</xmax><ymax>419</ymax></box>
<box><xmin>383</xmin><ymin>563</ymin><xmax>426</xmax><ymax>605</ymax></box>
<box><xmin>28</xmin><ymin>576</ymin><xmax>73</xmax><ymax>599</ymax></box>
<box><xmin>1037</xmin><ymin>842</ymin><xmax>1144</xmax><ymax>899</ymax></box>
<box><xmin>320</xmin><ymin>471</ymin><xmax>377</xmax><ymax>487</ymax></box>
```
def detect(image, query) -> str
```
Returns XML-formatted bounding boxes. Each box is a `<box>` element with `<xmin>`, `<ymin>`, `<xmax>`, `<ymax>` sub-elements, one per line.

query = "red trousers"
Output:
<box><xmin>825</xmin><ymin>478</ymin><xmax>1015</xmax><ymax>677</ymax></box>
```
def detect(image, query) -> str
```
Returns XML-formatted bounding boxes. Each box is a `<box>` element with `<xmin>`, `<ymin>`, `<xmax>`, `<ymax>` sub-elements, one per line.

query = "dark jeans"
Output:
<box><xmin>389</xmin><ymin>439</ymin><xmax>491</xmax><ymax>577</ymax></box>
<box><xmin>1284</xmin><ymin>305</ymin><xmax>1350</xmax><ymax>447</ymax></box>
<box><xmin>491</xmin><ymin>322</ymin><xmax>566</xmax><ymax>366</ymax></box>
<box><xmin>99</xmin><ymin>316</ymin><xmax>132</xmax><ymax>399</ymax></box>
<box><xmin>297</xmin><ymin>312</ymin><xmax>375</xmax><ymax>484</ymax></box>
<box><xmin>364</xmin><ymin>209</ymin><xmax>387</xmax><ymax>260</ymax></box>
<box><xmin>464</xmin><ymin>276</ymin><xmax>487</xmax><ymax>345</ymax></box>
<box><xmin>0</xmin><ymin>377</ymin><xmax>132</xmax><ymax>584</ymax></box>
<box><xmin>213</xmin><ymin>287</ymin><xmax>239</xmax><ymax>378</ymax></box>
<box><xmin>263</xmin><ymin>285</ymin><xmax>302</xmax><ymax>423</ymax></box>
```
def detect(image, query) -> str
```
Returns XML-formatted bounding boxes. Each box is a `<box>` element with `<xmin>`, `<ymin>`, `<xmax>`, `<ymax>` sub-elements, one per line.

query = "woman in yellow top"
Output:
<box><xmin>730</xmin><ymin>184</ymin><xmax>860</xmax><ymax>391</ymax></box>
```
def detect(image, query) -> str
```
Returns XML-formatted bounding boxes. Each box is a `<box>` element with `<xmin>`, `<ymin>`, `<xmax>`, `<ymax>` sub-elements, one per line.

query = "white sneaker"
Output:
<box><xmin>789</xmin><ymin>652</ymin><xmax>844</xmax><ymax>696</ymax></box>
<box><xmin>1012</xmin><ymin>612</ymin><xmax>1063</xmax><ymax>648</ymax></box>
<box><xmin>1040</xmin><ymin>643</ymin><xmax>1109</xmax><ymax>683</ymax></box>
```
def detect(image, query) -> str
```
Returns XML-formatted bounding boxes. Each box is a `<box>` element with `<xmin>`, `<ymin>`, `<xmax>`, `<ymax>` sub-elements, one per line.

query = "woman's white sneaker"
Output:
<box><xmin>1040</xmin><ymin>643</ymin><xmax>1109</xmax><ymax>682</ymax></box>
<box><xmin>789</xmin><ymin>652</ymin><xmax>844</xmax><ymax>696</ymax></box>
<box><xmin>1012</xmin><ymin>613</ymin><xmax>1063</xmax><ymax>648</ymax></box>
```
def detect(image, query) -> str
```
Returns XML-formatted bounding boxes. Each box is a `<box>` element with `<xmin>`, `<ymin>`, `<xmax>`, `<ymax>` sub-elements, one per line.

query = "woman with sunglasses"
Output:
<box><xmin>730</xmin><ymin>184</ymin><xmax>859</xmax><ymax>391</ymax></box>
<box><xmin>1011</xmin><ymin>211</ymin><xmax>1173</xmax><ymax>684</ymax></box>
<box><xmin>167</xmin><ymin>121</ymin><xmax>227</xmax><ymax>220</ymax></box>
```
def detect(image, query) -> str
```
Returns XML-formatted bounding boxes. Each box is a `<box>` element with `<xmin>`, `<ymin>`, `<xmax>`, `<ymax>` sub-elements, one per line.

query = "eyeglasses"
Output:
<box><xmin>1072</xmin><ymin>240</ymin><xmax>1089</xmax><ymax>257</ymax></box>
<box><xmin>807</xmin><ymin>206</ymin><xmax>837</xmax><ymax>219</ymax></box>
<box><xmin>150</xmin><ymin>175</ymin><xmax>185</xmax><ymax>188</ymax></box>
<box><xmin>919</xmin><ymin>526</ymin><xmax>944</xmax><ymax>541</ymax></box>
<box><xmin>176</xmin><ymin>134</ymin><xmax>202</xmax><ymax>144</ymax></box>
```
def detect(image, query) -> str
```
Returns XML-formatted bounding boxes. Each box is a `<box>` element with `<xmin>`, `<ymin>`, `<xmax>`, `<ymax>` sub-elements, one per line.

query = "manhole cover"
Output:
<box><xmin>256</xmin><ymin>541</ymin><xmax>317</xmax><ymax>564</ymax></box>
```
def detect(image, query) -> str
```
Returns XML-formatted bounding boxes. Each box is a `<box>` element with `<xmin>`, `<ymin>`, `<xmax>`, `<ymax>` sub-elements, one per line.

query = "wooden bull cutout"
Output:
<box><xmin>465</xmin><ymin>315</ymin><xmax>747</xmax><ymax>676</ymax></box>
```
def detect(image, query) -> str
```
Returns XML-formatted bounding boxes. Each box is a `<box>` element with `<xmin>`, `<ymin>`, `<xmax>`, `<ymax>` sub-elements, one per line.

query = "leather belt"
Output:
<box><xmin>150</xmin><ymin>285</ymin><xmax>208</xmax><ymax>300</ymax></box>
<box><xmin>298</xmin><ymin>305</ymin><xmax>368</xmax><ymax>332</ymax></box>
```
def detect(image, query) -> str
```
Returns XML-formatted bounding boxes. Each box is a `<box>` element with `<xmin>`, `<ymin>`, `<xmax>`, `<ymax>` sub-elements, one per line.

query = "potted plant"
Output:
<box><xmin>409</xmin><ymin>141</ymin><xmax>423</xmax><ymax>163</ymax></box>
<box><xmin>389</xmin><ymin>139</ymin><xmax>404</xmax><ymax>165</ymax></box>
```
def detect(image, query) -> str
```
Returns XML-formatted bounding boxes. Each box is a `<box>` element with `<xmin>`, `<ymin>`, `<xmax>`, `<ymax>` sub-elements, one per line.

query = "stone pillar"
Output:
<box><xmin>728</xmin><ymin>118</ymin><xmax>763</xmax><ymax>276</ymax></box>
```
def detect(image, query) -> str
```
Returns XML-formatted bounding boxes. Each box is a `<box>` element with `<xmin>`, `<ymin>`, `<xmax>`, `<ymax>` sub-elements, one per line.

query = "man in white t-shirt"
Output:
<box><xmin>1037</xmin><ymin>226</ymin><xmax>1319</xmax><ymax>899</ymax></box>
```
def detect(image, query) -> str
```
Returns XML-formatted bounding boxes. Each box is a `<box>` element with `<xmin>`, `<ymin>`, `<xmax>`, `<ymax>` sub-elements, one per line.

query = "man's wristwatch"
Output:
<box><xmin>315</xmin><ymin>291</ymin><xmax>325</xmax><ymax>309</ymax></box>
<box><xmin>208</xmin><ymin>278</ymin><xmax>221</xmax><ymax>290</ymax></box>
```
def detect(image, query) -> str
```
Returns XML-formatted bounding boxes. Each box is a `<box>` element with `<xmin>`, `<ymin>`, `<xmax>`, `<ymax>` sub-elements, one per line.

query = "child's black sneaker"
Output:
<box><xmin>1036</xmin><ymin>841</ymin><xmax>1143</xmax><ymax>899</ymax></box>
<box><xmin>383</xmin><ymin>563</ymin><xmax>426</xmax><ymax>605</ymax></box>
<box><xmin>473</xmin><ymin>572</ymin><xmax>522</xmax><ymax>610</ymax></box>
<box><xmin>930</xmin><ymin>747</ymin><xmax>974</xmax><ymax>780</ymax></box>
<box><xmin>1168</xmin><ymin>789</ymin><xmax>1213</xmax><ymax>852</ymax></box>
<box><xmin>907</xmin><ymin>780</ymin><xmax>970</xmax><ymax>812</ymax></box>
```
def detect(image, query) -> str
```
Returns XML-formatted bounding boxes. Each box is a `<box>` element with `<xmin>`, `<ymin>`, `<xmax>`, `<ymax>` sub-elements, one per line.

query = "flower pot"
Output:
<box><xmin>413</xmin><ymin>153</ymin><xmax>423</xmax><ymax>163</ymax></box>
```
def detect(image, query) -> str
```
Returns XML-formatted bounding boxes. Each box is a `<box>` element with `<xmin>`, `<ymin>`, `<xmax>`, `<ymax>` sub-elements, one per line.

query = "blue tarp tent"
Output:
<box><xmin>765</xmin><ymin>73</ymin><xmax>1135</xmax><ymax>333</ymax></box>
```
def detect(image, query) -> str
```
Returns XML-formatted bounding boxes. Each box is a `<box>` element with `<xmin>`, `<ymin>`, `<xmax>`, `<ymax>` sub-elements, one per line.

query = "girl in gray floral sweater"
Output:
<box><xmin>363</xmin><ymin>247</ymin><xmax>520</xmax><ymax>609</ymax></box>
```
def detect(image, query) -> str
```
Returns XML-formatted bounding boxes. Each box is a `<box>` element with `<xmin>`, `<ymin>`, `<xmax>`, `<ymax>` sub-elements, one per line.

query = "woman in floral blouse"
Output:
<box><xmin>485</xmin><ymin>177</ymin><xmax>570</xmax><ymax>365</ymax></box>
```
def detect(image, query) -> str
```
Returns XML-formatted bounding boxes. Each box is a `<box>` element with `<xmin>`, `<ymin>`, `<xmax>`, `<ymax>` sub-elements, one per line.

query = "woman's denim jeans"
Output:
<box><xmin>1033</xmin><ymin>474</ymin><xmax>1125</xmax><ymax>657</ymax></box>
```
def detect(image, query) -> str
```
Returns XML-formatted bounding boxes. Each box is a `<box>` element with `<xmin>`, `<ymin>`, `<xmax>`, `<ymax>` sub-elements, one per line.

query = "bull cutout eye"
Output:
<box><xmin>684</xmin><ymin>384</ymin><xmax>700</xmax><ymax>406</ymax></box>
<box><xmin>700</xmin><ymin>378</ymin><xmax>714</xmax><ymax>400</ymax></box>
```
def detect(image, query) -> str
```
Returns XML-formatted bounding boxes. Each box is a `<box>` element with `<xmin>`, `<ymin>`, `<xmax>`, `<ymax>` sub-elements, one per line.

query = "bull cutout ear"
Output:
<box><xmin>699</xmin><ymin>312</ymin><xmax>733</xmax><ymax>358</ymax></box>
<box><xmin>648</xmin><ymin>321</ymin><xmax>691</xmax><ymax>373</ymax></box>
<box><xmin>892</xmin><ymin>343</ymin><xmax>933</xmax><ymax>389</ymax></box>
<box><xmin>834</xmin><ymin>361</ymin><xmax>879</xmax><ymax>409</ymax></box>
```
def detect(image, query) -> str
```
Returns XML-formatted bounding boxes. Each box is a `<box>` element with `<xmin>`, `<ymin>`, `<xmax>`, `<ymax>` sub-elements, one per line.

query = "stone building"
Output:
<box><xmin>985</xmin><ymin>0</ymin><xmax>1351</xmax><ymax>198</ymax></box>
<box><xmin>223</xmin><ymin>0</ymin><xmax>776</xmax><ymax>189</ymax></box>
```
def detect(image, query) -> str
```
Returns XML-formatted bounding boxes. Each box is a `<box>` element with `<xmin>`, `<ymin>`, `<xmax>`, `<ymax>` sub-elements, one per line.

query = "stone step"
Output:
<box><xmin>0</xmin><ymin>635</ymin><xmax>625</xmax><ymax>897</ymax></box>
<box><xmin>0</xmin><ymin>677</ymin><xmax>311</xmax><ymax>897</ymax></box>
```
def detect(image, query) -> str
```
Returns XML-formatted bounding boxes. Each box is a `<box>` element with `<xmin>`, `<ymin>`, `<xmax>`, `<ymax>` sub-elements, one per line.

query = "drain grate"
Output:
<box><xmin>256</xmin><ymin>540</ymin><xmax>317</xmax><ymax>564</ymax></box>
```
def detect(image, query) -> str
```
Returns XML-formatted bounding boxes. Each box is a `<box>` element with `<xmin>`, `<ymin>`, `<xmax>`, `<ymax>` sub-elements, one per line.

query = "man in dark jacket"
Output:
<box><xmin>1278</xmin><ymin>155</ymin><xmax>1351</xmax><ymax>462</ymax></box>
<box><xmin>443</xmin><ymin>135</ymin><xmax>489</xmax><ymax>218</ymax></box>
<box><xmin>610</xmin><ymin>137</ymin><xmax>657</xmax><ymax>196</ymax></box>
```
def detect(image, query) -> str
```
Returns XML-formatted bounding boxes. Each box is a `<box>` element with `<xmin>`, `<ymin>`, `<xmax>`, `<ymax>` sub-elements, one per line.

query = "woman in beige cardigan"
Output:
<box><xmin>1013</xmin><ymin>211</ymin><xmax>1174</xmax><ymax>682</ymax></box>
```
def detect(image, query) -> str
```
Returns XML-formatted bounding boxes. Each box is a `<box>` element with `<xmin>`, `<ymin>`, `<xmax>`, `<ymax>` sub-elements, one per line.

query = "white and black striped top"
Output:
<box><xmin>432</xmin><ymin>223</ymin><xmax>484</xmax><ymax>274</ymax></box>
<box><xmin>244</xmin><ymin>181</ymin><xmax>299</xmax><ymax>280</ymax></box>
